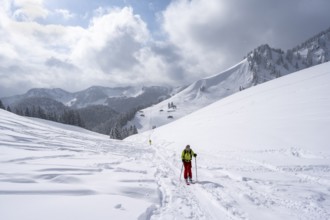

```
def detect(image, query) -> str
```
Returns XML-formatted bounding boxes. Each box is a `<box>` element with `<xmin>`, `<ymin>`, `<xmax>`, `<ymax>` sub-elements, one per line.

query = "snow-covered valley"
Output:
<box><xmin>1</xmin><ymin>62</ymin><xmax>330</xmax><ymax>219</ymax></box>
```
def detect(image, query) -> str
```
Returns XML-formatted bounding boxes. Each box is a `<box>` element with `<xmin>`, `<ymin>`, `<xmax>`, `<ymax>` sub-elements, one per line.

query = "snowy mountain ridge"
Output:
<box><xmin>2</xmin><ymin>86</ymin><xmax>172</xmax><ymax>109</ymax></box>
<box><xmin>133</xmin><ymin>27</ymin><xmax>330</xmax><ymax>132</ymax></box>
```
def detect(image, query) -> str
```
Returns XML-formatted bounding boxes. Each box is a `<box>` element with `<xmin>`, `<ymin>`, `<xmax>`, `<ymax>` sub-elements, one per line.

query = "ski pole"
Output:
<box><xmin>180</xmin><ymin>163</ymin><xmax>183</xmax><ymax>181</ymax></box>
<box><xmin>195</xmin><ymin>157</ymin><xmax>198</xmax><ymax>181</ymax></box>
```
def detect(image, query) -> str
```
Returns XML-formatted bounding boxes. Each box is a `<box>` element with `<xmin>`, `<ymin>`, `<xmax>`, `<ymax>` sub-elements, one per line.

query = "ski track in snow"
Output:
<box><xmin>149</xmin><ymin>140</ymin><xmax>244</xmax><ymax>220</ymax></box>
<box><xmin>148</xmin><ymin>140</ymin><xmax>330</xmax><ymax>220</ymax></box>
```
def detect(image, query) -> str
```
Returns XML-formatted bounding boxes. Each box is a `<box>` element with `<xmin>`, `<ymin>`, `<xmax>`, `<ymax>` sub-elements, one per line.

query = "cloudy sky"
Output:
<box><xmin>1</xmin><ymin>0</ymin><xmax>330</xmax><ymax>97</ymax></box>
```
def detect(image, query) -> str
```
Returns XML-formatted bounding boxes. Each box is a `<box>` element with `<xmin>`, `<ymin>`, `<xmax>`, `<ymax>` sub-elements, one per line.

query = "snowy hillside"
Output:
<box><xmin>131</xmin><ymin>60</ymin><xmax>330</xmax><ymax>151</ymax></box>
<box><xmin>133</xmin><ymin>59</ymin><xmax>253</xmax><ymax>131</ymax></box>
<box><xmin>69</xmin><ymin>86</ymin><xmax>142</xmax><ymax>108</ymax></box>
<box><xmin>127</xmin><ymin>61</ymin><xmax>330</xmax><ymax>219</ymax></box>
<box><xmin>133</xmin><ymin>28</ymin><xmax>330</xmax><ymax>132</ymax></box>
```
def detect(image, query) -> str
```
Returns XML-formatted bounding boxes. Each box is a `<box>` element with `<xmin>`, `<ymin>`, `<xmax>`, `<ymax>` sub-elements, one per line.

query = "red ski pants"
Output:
<box><xmin>183</xmin><ymin>161</ymin><xmax>192</xmax><ymax>179</ymax></box>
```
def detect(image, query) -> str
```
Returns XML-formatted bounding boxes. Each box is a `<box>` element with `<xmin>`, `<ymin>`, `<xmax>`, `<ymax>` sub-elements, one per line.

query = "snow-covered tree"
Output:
<box><xmin>15</xmin><ymin>108</ymin><xmax>23</xmax><ymax>115</ymax></box>
<box><xmin>109</xmin><ymin>124</ymin><xmax>122</xmax><ymax>140</ymax></box>
<box><xmin>306</xmin><ymin>49</ymin><xmax>313</xmax><ymax>67</ymax></box>
<box><xmin>0</xmin><ymin>100</ymin><xmax>5</xmax><ymax>110</ymax></box>
<box><xmin>25</xmin><ymin>108</ymin><xmax>30</xmax><ymax>117</ymax></box>
<box><xmin>129</xmin><ymin>125</ymin><xmax>138</xmax><ymax>136</ymax></box>
<box><xmin>283</xmin><ymin>63</ymin><xmax>289</xmax><ymax>70</ymax></box>
<box><xmin>122</xmin><ymin>127</ymin><xmax>129</xmax><ymax>138</ymax></box>
<box><xmin>276</xmin><ymin>55</ymin><xmax>284</xmax><ymax>65</ymax></box>
<box><xmin>286</xmin><ymin>50</ymin><xmax>293</xmax><ymax>63</ymax></box>
<box><xmin>38</xmin><ymin>107</ymin><xmax>47</xmax><ymax>119</ymax></box>
<box><xmin>297</xmin><ymin>52</ymin><xmax>301</xmax><ymax>60</ymax></box>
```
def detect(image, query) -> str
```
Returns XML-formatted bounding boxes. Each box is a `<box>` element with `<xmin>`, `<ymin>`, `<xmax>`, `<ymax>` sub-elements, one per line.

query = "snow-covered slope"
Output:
<box><xmin>126</xmin><ymin>61</ymin><xmax>330</xmax><ymax>219</ymax></box>
<box><xmin>132</xmin><ymin>61</ymin><xmax>330</xmax><ymax>152</ymax></box>
<box><xmin>0</xmin><ymin>110</ymin><xmax>160</xmax><ymax>220</ymax></box>
<box><xmin>69</xmin><ymin>86</ymin><xmax>142</xmax><ymax>108</ymax></box>
<box><xmin>133</xmin><ymin>59</ymin><xmax>253</xmax><ymax>131</ymax></box>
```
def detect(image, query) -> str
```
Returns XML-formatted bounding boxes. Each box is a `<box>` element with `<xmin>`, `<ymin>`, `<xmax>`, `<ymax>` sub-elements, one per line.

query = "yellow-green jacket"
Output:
<box><xmin>181</xmin><ymin>149</ymin><xmax>195</xmax><ymax>162</ymax></box>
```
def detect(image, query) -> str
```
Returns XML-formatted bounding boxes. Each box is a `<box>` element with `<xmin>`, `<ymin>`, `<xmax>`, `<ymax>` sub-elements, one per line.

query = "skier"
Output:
<box><xmin>181</xmin><ymin>145</ymin><xmax>197</xmax><ymax>184</ymax></box>
<box><xmin>149</xmin><ymin>139</ymin><xmax>152</xmax><ymax>145</ymax></box>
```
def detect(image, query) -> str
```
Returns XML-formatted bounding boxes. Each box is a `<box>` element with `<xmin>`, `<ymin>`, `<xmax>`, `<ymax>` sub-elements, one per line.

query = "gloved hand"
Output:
<box><xmin>194</xmin><ymin>153</ymin><xmax>197</xmax><ymax>157</ymax></box>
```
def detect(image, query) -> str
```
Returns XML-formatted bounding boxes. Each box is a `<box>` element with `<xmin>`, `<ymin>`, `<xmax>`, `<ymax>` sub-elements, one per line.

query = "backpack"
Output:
<box><xmin>183</xmin><ymin>149</ymin><xmax>193</xmax><ymax>160</ymax></box>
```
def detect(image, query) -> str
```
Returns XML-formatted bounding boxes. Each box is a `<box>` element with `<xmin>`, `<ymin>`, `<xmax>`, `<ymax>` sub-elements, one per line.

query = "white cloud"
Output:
<box><xmin>0</xmin><ymin>1</ymin><xmax>84</xmax><ymax>96</ymax></box>
<box><xmin>54</xmin><ymin>9</ymin><xmax>75</xmax><ymax>20</ymax></box>
<box><xmin>161</xmin><ymin>0</ymin><xmax>230</xmax><ymax>79</ymax></box>
<box><xmin>71</xmin><ymin>7</ymin><xmax>152</xmax><ymax>78</ymax></box>
<box><xmin>11</xmin><ymin>0</ymin><xmax>49</xmax><ymax>21</ymax></box>
<box><xmin>71</xmin><ymin>6</ymin><xmax>185</xmax><ymax>88</ymax></box>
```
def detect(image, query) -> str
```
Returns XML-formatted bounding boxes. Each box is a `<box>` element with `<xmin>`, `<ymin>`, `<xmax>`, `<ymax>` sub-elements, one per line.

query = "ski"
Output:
<box><xmin>184</xmin><ymin>180</ymin><xmax>196</xmax><ymax>185</ymax></box>
<box><xmin>189</xmin><ymin>178</ymin><xmax>195</xmax><ymax>184</ymax></box>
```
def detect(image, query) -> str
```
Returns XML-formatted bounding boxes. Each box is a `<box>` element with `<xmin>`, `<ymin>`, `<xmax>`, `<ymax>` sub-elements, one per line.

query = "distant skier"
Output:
<box><xmin>181</xmin><ymin>145</ymin><xmax>197</xmax><ymax>184</ymax></box>
<box><xmin>149</xmin><ymin>139</ymin><xmax>152</xmax><ymax>145</ymax></box>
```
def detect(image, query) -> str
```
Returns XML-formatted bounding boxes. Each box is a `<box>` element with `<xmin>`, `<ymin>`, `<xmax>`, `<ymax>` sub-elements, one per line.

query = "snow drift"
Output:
<box><xmin>0</xmin><ymin>110</ymin><xmax>160</xmax><ymax>220</ymax></box>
